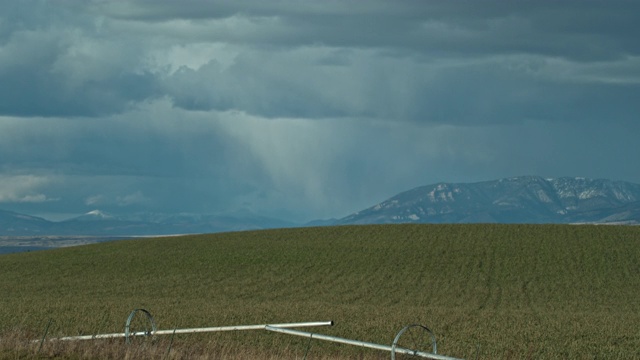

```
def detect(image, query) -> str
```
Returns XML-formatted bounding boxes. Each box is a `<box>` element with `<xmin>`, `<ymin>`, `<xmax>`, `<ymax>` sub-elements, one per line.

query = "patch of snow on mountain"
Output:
<box><xmin>376</xmin><ymin>200</ymin><xmax>399</xmax><ymax>210</ymax></box>
<box><xmin>536</xmin><ymin>190</ymin><xmax>553</xmax><ymax>203</ymax></box>
<box><xmin>433</xmin><ymin>190</ymin><xmax>455</xmax><ymax>202</ymax></box>
<box><xmin>556</xmin><ymin>189</ymin><xmax>577</xmax><ymax>198</ymax></box>
<box><xmin>427</xmin><ymin>189</ymin><xmax>436</xmax><ymax>201</ymax></box>
<box><xmin>86</xmin><ymin>210</ymin><xmax>112</xmax><ymax>218</ymax></box>
<box><xmin>578</xmin><ymin>189</ymin><xmax>601</xmax><ymax>199</ymax></box>
<box><xmin>612</xmin><ymin>189</ymin><xmax>636</xmax><ymax>201</ymax></box>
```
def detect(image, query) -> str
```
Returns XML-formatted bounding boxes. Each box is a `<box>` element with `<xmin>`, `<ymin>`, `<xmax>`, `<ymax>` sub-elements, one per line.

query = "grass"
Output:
<box><xmin>0</xmin><ymin>224</ymin><xmax>639</xmax><ymax>359</ymax></box>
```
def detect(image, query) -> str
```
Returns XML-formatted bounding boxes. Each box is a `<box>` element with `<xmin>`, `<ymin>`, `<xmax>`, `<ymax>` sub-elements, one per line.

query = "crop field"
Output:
<box><xmin>0</xmin><ymin>224</ymin><xmax>639</xmax><ymax>359</ymax></box>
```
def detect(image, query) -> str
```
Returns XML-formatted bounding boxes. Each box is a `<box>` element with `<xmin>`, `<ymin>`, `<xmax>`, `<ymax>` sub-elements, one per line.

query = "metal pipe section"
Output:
<box><xmin>264</xmin><ymin>326</ymin><xmax>464</xmax><ymax>360</ymax></box>
<box><xmin>50</xmin><ymin>321</ymin><xmax>334</xmax><ymax>342</ymax></box>
<box><xmin>153</xmin><ymin>321</ymin><xmax>334</xmax><ymax>336</ymax></box>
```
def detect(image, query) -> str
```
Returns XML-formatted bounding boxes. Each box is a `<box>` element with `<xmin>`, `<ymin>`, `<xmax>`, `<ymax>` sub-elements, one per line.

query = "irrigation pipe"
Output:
<box><xmin>46</xmin><ymin>321</ymin><xmax>335</xmax><ymax>342</ymax></box>
<box><xmin>265</xmin><ymin>326</ymin><xmax>464</xmax><ymax>360</ymax></box>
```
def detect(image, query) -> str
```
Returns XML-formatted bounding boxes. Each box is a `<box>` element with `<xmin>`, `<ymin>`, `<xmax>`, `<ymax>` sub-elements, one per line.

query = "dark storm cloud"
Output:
<box><xmin>402</xmin><ymin>59</ymin><xmax>640</xmax><ymax>125</ymax></box>
<box><xmin>1</xmin><ymin>1</ymin><xmax>640</xmax><ymax>222</ymax></box>
<box><xmin>2</xmin><ymin>0</ymin><xmax>639</xmax><ymax>121</ymax></box>
<box><xmin>161</xmin><ymin>51</ymin><xmax>364</xmax><ymax>119</ymax></box>
<box><xmin>0</xmin><ymin>111</ymin><xmax>230</xmax><ymax>178</ymax></box>
<box><xmin>0</xmin><ymin>64</ymin><xmax>159</xmax><ymax>118</ymax></box>
<box><xmin>0</xmin><ymin>1</ymin><xmax>160</xmax><ymax>117</ymax></box>
<box><xmin>160</xmin><ymin>49</ymin><xmax>640</xmax><ymax>125</ymax></box>
<box><xmin>96</xmin><ymin>0</ymin><xmax>640</xmax><ymax>60</ymax></box>
<box><xmin>96</xmin><ymin>0</ymin><xmax>640</xmax><ymax>124</ymax></box>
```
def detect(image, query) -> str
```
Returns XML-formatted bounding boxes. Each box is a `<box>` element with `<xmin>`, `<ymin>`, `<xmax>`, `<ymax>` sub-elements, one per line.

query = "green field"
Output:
<box><xmin>1</xmin><ymin>224</ymin><xmax>639</xmax><ymax>359</ymax></box>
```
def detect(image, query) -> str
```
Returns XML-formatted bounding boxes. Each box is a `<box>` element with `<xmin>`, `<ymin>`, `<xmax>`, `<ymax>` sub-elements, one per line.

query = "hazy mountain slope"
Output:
<box><xmin>0</xmin><ymin>210</ymin><xmax>52</xmax><ymax>235</ymax></box>
<box><xmin>0</xmin><ymin>210</ymin><xmax>295</xmax><ymax>236</ymax></box>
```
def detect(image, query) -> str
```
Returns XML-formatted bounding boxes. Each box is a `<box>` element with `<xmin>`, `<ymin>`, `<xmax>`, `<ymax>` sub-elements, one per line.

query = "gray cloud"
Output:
<box><xmin>1</xmin><ymin>1</ymin><xmax>639</xmax><ymax>222</ymax></box>
<box><xmin>159</xmin><ymin>49</ymin><xmax>640</xmax><ymax>125</ymax></box>
<box><xmin>94</xmin><ymin>1</ymin><xmax>640</xmax><ymax>60</ymax></box>
<box><xmin>3</xmin><ymin>1</ymin><xmax>639</xmax><ymax>121</ymax></box>
<box><xmin>0</xmin><ymin>2</ymin><xmax>160</xmax><ymax>117</ymax></box>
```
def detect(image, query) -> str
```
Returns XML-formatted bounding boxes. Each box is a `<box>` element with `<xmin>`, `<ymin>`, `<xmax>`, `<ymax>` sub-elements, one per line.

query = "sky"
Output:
<box><xmin>1</xmin><ymin>1</ymin><xmax>639</xmax><ymax>222</ymax></box>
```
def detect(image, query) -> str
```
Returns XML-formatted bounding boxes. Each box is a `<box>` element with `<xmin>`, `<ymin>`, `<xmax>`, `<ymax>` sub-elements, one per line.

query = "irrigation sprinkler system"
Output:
<box><xmin>266</xmin><ymin>325</ymin><xmax>461</xmax><ymax>360</ymax></box>
<box><xmin>48</xmin><ymin>309</ymin><xmax>333</xmax><ymax>343</ymax></box>
<box><xmin>39</xmin><ymin>309</ymin><xmax>464</xmax><ymax>360</ymax></box>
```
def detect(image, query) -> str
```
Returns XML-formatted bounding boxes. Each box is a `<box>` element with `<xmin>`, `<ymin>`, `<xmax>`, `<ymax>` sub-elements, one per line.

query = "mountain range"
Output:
<box><xmin>1</xmin><ymin>176</ymin><xmax>640</xmax><ymax>238</ymax></box>
<box><xmin>338</xmin><ymin>176</ymin><xmax>640</xmax><ymax>225</ymax></box>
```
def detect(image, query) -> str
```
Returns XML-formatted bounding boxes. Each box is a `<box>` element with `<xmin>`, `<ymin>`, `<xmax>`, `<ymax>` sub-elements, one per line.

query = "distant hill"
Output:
<box><xmin>337</xmin><ymin>176</ymin><xmax>640</xmax><ymax>225</ymax></box>
<box><xmin>0</xmin><ymin>209</ymin><xmax>294</xmax><ymax>236</ymax></box>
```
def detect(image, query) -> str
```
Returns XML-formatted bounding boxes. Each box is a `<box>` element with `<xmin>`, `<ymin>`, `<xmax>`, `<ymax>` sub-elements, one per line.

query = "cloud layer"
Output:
<box><xmin>1</xmin><ymin>1</ymin><xmax>639</xmax><ymax>221</ymax></box>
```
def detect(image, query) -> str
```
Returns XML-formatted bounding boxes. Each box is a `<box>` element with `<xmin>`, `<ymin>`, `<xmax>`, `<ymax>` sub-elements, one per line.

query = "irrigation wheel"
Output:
<box><xmin>124</xmin><ymin>308</ymin><xmax>157</xmax><ymax>344</ymax></box>
<box><xmin>390</xmin><ymin>324</ymin><xmax>437</xmax><ymax>359</ymax></box>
